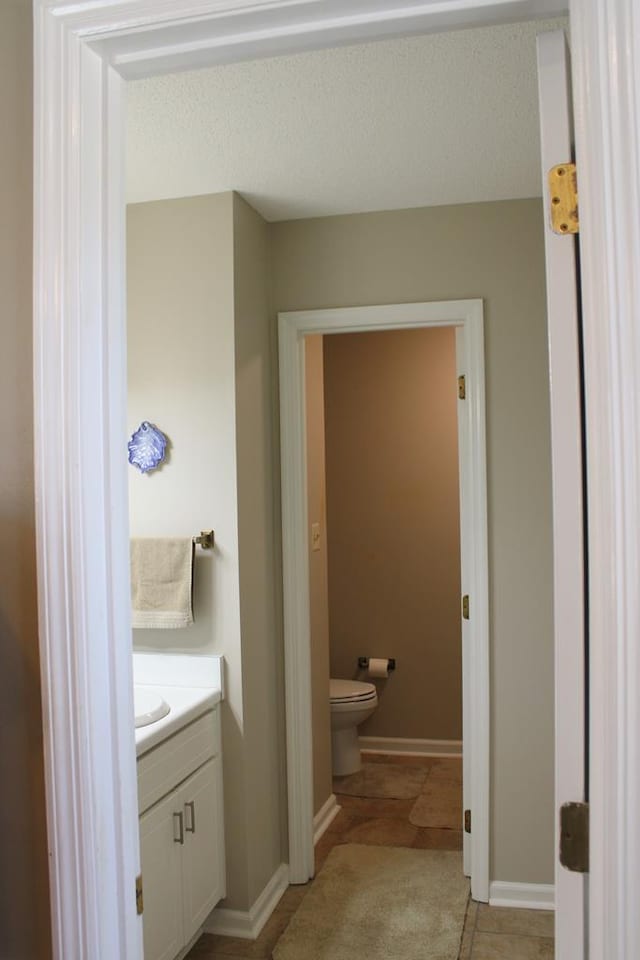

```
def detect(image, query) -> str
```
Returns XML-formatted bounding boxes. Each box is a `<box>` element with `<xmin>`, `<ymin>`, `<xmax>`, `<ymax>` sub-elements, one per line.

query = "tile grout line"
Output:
<box><xmin>470</xmin><ymin>895</ymin><xmax>479</xmax><ymax>957</ymax></box>
<box><xmin>474</xmin><ymin>928</ymin><xmax>555</xmax><ymax>941</ymax></box>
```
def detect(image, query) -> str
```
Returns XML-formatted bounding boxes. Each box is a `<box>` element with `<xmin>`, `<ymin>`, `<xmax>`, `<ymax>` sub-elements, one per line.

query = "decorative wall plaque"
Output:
<box><xmin>128</xmin><ymin>421</ymin><xmax>168</xmax><ymax>474</ymax></box>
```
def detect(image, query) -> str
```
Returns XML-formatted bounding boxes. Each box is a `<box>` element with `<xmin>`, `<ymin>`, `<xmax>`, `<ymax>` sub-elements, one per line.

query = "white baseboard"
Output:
<box><xmin>313</xmin><ymin>794</ymin><xmax>341</xmax><ymax>845</ymax></box>
<box><xmin>359</xmin><ymin>736</ymin><xmax>462</xmax><ymax>758</ymax></box>
<box><xmin>203</xmin><ymin>863</ymin><xmax>290</xmax><ymax>940</ymax></box>
<box><xmin>489</xmin><ymin>881</ymin><xmax>555</xmax><ymax>911</ymax></box>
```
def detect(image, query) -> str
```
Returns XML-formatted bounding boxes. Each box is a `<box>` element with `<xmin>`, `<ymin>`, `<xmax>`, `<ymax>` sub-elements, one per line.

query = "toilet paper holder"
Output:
<box><xmin>358</xmin><ymin>657</ymin><xmax>396</xmax><ymax>672</ymax></box>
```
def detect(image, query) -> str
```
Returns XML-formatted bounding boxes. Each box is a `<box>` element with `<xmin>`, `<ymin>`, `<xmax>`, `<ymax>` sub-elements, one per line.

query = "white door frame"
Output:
<box><xmin>34</xmin><ymin>1</ymin><xmax>640</xmax><ymax>958</ymax></box>
<box><xmin>536</xmin><ymin>31</ymin><xmax>586</xmax><ymax>958</ymax></box>
<box><xmin>278</xmin><ymin>300</ymin><xmax>489</xmax><ymax>900</ymax></box>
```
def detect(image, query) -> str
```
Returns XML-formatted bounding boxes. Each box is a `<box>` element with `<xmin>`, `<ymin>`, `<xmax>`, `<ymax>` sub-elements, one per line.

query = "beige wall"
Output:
<box><xmin>323</xmin><ymin>327</ymin><xmax>461</xmax><ymax>741</ymax></box>
<box><xmin>304</xmin><ymin>336</ymin><xmax>333</xmax><ymax>815</ymax></box>
<box><xmin>127</xmin><ymin>193</ymin><xmax>284</xmax><ymax>909</ymax></box>
<box><xmin>271</xmin><ymin>199</ymin><xmax>555</xmax><ymax>885</ymax></box>
<box><xmin>232</xmin><ymin>194</ymin><xmax>285</xmax><ymax>900</ymax></box>
<box><xmin>0</xmin><ymin>2</ymin><xmax>52</xmax><ymax>956</ymax></box>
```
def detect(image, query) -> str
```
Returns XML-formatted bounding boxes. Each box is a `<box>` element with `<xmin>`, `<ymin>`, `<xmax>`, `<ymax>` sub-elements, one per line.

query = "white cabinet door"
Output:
<box><xmin>181</xmin><ymin>757</ymin><xmax>226</xmax><ymax>943</ymax></box>
<box><xmin>139</xmin><ymin>790</ymin><xmax>184</xmax><ymax>960</ymax></box>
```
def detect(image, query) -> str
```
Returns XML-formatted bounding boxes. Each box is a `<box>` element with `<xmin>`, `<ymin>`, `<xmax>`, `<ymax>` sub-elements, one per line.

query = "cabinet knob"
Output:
<box><xmin>185</xmin><ymin>801</ymin><xmax>196</xmax><ymax>835</ymax></box>
<box><xmin>173</xmin><ymin>811</ymin><xmax>184</xmax><ymax>845</ymax></box>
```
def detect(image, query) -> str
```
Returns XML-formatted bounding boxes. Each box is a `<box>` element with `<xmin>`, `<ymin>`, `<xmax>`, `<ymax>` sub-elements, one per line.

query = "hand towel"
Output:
<box><xmin>130</xmin><ymin>538</ymin><xmax>194</xmax><ymax>629</ymax></box>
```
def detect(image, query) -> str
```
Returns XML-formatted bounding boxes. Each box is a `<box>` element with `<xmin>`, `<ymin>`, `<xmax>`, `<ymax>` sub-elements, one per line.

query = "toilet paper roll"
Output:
<box><xmin>367</xmin><ymin>658</ymin><xmax>389</xmax><ymax>679</ymax></box>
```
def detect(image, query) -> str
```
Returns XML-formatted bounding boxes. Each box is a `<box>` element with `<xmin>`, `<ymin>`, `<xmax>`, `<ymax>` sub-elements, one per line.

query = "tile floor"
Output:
<box><xmin>185</xmin><ymin>754</ymin><xmax>554</xmax><ymax>959</ymax></box>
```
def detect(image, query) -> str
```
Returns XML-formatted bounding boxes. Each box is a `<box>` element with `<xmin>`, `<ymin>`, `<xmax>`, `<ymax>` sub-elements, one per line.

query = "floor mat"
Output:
<box><xmin>273</xmin><ymin>843</ymin><xmax>469</xmax><ymax>960</ymax></box>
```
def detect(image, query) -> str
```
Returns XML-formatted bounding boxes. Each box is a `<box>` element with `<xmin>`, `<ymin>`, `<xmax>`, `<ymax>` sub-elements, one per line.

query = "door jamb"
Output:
<box><xmin>33</xmin><ymin>1</ymin><xmax>640</xmax><ymax>956</ymax></box>
<box><xmin>278</xmin><ymin>300</ymin><xmax>489</xmax><ymax>902</ymax></box>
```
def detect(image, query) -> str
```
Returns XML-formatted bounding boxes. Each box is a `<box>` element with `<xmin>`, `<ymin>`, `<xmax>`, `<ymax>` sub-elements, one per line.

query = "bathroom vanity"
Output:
<box><xmin>134</xmin><ymin>654</ymin><xmax>225</xmax><ymax>960</ymax></box>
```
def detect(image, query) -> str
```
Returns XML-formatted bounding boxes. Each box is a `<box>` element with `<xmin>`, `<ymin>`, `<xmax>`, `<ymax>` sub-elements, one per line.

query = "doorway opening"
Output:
<box><xmin>278</xmin><ymin>299</ymin><xmax>489</xmax><ymax>900</ymax></box>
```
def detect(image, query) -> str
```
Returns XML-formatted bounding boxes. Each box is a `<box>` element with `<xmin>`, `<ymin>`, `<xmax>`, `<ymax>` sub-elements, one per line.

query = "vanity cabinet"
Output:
<box><xmin>138</xmin><ymin>708</ymin><xmax>225</xmax><ymax>960</ymax></box>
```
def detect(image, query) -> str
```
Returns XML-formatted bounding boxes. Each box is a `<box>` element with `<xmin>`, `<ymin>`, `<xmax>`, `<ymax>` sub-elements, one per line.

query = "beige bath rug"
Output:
<box><xmin>273</xmin><ymin>844</ymin><xmax>469</xmax><ymax>960</ymax></box>
<box><xmin>333</xmin><ymin>761</ymin><xmax>427</xmax><ymax>799</ymax></box>
<box><xmin>409</xmin><ymin>779</ymin><xmax>462</xmax><ymax>830</ymax></box>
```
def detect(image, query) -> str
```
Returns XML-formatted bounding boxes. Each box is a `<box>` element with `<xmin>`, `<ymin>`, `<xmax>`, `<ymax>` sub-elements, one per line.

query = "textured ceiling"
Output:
<box><xmin>126</xmin><ymin>17</ymin><xmax>568</xmax><ymax>221</ymax></box>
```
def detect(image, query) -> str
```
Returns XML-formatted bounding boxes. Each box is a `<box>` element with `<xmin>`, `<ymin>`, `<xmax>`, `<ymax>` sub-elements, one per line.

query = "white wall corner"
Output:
<box><xmin>203</xmin><ymin>863</ymin><xmax>290</xmax><ymax>940</ymax></box>
<box><xmin>489</xmin><ymin>881</ymin><xmax>555</xmax><ymax>911</ymax></box>
<box><xmin>313</xmin><ymin>794</ymin><xmax>341</xmax><ymax>845</ymax></box>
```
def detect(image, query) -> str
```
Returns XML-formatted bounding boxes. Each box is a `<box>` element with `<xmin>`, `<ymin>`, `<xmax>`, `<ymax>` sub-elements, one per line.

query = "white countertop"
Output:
<box><xmin>133</xmin><ymin>653</ymin><xmax>224</xmax><ymax>757</ymax></box>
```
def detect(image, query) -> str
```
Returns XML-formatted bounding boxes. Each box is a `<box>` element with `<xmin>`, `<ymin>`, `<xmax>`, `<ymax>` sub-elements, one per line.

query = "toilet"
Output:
<box><xmin>330</xmin><ymin>678</ymin><xmax>378</xmax><ymax>776</ymax></box>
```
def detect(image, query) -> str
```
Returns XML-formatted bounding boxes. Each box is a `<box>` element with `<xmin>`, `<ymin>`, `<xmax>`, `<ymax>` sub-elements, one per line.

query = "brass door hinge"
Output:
<box><xmin>549</xmin><ymin>162</ymin><xmax>579</xmax><ymax>234</ymax></box>
<box><xmin>458</xmin><ymin>375</ymin><xmax>466</xmax><ymax>400</ymax></box>
<box><xmin>462</xmin><ymin>595</ymin><xmax>470</xmax><ymax>620</ymax></box>
<box><xmin>464</xmin><ymin>809</ymin><xmax>471</xmax><ymax>834</ymax></box>
<box><xmin>136</xmin><ymin>874</ymin><xmax>144</xmax><ymax>916</ymax></box>
<box><xmin>559</xmin><ymin>802</ymin><xmax>589</xmax><ymax>873</ymax></box>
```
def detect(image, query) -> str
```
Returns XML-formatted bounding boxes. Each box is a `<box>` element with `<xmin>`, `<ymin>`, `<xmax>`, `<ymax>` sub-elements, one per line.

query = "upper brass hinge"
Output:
<box><xmin>458</xmin><ymin>375</ymin><xmax>466</xmax><ymax>400</ymax></box>
<box><xmin>559</xmin><ymin>802</ymin><xmax>589</xmax><ymax>873</ymax></box>
<box><xmin>462</xmin><ymin>595</ymin><xmax>470</xmax><ymax>620</ymax></box>
<box><xmin>548</xmin><ymin>162</ymin><xmax>579</xmax><ymax>234</ymax></box>
<box><xmin>136</xmin><ymin>874</ymin><xmax>144</xmax><ymax>916</ymax></box>
<box><xmin>464</xmin><ymin>809</ymin><xmax>471</xmax><ymax>834</ymax></box>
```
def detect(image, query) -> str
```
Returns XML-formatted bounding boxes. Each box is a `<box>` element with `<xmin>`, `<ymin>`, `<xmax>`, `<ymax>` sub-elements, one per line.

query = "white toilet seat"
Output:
<box><xmin>330</xmin><ymin>678</ymin><xmax>377</xmax><ymax>704</ymax></box>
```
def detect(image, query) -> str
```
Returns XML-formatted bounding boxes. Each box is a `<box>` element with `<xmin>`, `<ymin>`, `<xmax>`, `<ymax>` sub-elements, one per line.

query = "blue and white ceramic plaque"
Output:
<box><xmin>128</xmin><ymin>421</ymin><xmax>168</xmax><ymax>474</ymax></box>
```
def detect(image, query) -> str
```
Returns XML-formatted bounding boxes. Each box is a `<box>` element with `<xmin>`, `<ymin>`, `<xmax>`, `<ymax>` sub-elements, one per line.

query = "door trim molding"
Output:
<box><xmin>33</xmin><ymin>0</ymin><xmax>640</xmax><ymax>956</ymax></box>
<box><xmin>278</xmin><ymin>300</ymin><xmax>489</xmax><ymax>901</ymax></box>
<box><xmin>571</xmin><ymin>2</ymin><xmax>640</xmax><ymax>957</ymax></box>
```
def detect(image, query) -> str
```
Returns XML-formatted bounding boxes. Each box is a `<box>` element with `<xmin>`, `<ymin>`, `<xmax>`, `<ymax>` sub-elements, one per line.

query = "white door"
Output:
<box><xmin>536</xmin><ymin>30</ymin><xmax>586</xmax><ymax>960</ymax></box>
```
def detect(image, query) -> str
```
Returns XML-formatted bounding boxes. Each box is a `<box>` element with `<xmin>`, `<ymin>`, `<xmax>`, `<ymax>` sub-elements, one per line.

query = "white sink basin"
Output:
<box><xmin>134</xmin><ymin>686</ymin><xmax>171</xmax><ymax>728</ymax></box>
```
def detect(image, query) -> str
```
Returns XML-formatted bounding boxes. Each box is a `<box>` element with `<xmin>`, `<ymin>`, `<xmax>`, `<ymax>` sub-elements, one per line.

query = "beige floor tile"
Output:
<box><xmin>314</xmin><ymin>831</ymin><xmax>341</xmax><ymax>870</ymax></box>
<box><xmin>323</xmin><ymin>808</ymin><xmax>366</xmax><ymax>837</ymax></box>
<box><xmin>428</xmin><ymin>757</ymin><xmax>463</xmax><ymax>781</ymax></box>
<box><xmin>413</xmin><ymin>827</ymin><xmax>463</xmax><ymax>850</ymax></box>
<box><xmin>410</xmin><ymin>779</ymin><xmax>462</xmax><ymax>829</ymax></box>
<box><xmin>476</xmin><ymin>904</ymin><xmax>554</xmax><ymax>938</ymax></box>
<box><xmin>471</xmin><ymin>932</ymin><xmax>554</xmax><ymax>959</ymax></box>
<box><xmin>459</xmin><ymin>897</ymin><xmax>478</xmax><ymax>960</ymax></box>
<box><xmin>186</xmin><ymin>886</ymin><xmax>308</xmax><ymax>959</ymax></box>
<box><xmin>334</xmin><ymin>793</ymin><xmax>416</xmax><ymax>820</ymax></box>
<box><xmin>464</xmin><ymin>898</ymin><xmax>479</xmax><ymax>931</ymax></box>
<box><xmin>459</xmin><ymin>925</ymin><xmax>474</xmax><ymax>959</ymax></box>
<box><xmin>188</xmin><ymin>763</ymin><xmax>552</xmax><ymax>960</ymax></box>
<box><xmin>364</xmin><ymin>753</ymin><xmax>438</xmax><ymax>770</ymax></box>
<box><xmin>343</xmin><ymin>815</ymin><xmax>419</xmax><ymax>847</ymax></box>
<box><xmin>333</xmin><ymin>761</ymin><xmax>428</xmax><ymax>799</ymax></box>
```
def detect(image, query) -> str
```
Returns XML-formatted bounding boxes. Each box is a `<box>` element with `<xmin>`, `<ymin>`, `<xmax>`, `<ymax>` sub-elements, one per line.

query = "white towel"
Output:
<box><xmin>130</xmin><ymin>538</ymin><xmax>194</xmax><ymax>629</ymax></box>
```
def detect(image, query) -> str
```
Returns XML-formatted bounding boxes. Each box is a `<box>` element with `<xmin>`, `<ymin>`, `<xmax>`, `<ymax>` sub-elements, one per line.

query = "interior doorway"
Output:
<box><xmin>278</xmin><ymin>299</ymin><xmax>490</xmax><ymax>900</ymax></box>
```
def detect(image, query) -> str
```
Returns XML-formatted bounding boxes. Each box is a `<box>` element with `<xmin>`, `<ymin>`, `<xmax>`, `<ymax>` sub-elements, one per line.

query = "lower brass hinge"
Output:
<box><xmin>548</xmin><ymin>162</ymin><xmax>579</xmax><ymax>234</ymax></box>
<box><xmin>462</xmin><ymin>595</ymin><xmax>470</xmax><ymax>620</ymax></box>
<box><xmin>464</xmin><ymin>809</ymin><xmax>471</xmax><ymax>834</ymax></box>
<box><xmin>136</xmin><ymin>874</ymin><xmax>144</xmax><ymax>916</ymax></box>
<box><xmin>559</xmin><ymin>802</ymin><xmax>589</xmax><ymax>873</ymax></box>
<box><xmin>458</xmin><ymin>375</ymin><xmax>466</xmax><ymax>400</ymax></box>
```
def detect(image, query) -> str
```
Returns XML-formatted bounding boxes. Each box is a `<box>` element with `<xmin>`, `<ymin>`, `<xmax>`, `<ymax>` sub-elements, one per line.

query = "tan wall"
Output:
<box><xmin>323</xmin><ymin>327</ymin><xmax>461</xmax><ymax>741</ymax></box>
<box><xmin>0</xmin><ymin>2</ymin><xmax>52</xmax><ymax>956</ymax></box>
<box><xmin>127</xmin><ymin>193</ymin><xmax>283</xmax><ymax>909</ymax></box>
<box><xmin>270</xmin><ymin>199</ymin><xmax>555</xmax><ymax>885</ymax></box>
<box><xmin>304</xmin><ymin>336</ymin><xmax>333</xmax><ymax>815</ymax></box>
